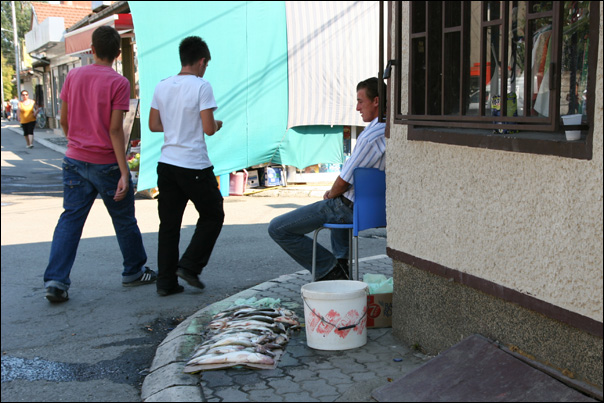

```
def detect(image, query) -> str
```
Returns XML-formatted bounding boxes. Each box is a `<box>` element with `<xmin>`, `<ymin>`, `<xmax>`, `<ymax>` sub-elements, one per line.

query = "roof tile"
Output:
<box><xmin>31</xmin><ymin>2</ymin><xmax>92</xmax><ymax>30</ymax></box>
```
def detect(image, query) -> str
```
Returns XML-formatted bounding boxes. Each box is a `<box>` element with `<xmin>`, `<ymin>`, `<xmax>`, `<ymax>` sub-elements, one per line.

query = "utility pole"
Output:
<box><xmin>1</xmin><ymin>60</ymin><xmax>4</xmax><ymax>107</ymax></box>
<box><xmin>11</xmin><ymin>0</ymin><xmax>21</xmax><ymax>97</ymax></box>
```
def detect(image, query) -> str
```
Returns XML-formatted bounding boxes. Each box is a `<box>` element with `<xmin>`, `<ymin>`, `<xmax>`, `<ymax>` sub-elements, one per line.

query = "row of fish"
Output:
<box><xmin>186</xmin><ymin>305</ymin><xmax>300</xmax><ymax>369</ymax></box>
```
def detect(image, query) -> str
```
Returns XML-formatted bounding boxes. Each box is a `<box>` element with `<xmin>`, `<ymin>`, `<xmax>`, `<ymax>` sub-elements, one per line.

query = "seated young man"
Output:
<box><xmin>268</xmin><ymin>77</ymin><xmax>386</xmax><ymax>281</ymax></box>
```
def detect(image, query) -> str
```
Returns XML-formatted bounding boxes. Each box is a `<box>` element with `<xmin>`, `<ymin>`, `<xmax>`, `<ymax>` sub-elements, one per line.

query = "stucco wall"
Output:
<box><xmin>386</xmin><ymin>4</ymin><xmax>603</xmax><ymax>323</ymax></box>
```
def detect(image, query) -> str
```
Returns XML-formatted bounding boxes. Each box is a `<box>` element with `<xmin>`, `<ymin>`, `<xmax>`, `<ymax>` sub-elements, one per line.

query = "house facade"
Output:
<box><xmin>385</xmin><ymin>1</ymin><xmax>602</xmax><ymax>391</ymax></box>
<box><xmin>25</xmin><ymin>2</ymin><xmax>92</xmax><ymax>129</ymax></box>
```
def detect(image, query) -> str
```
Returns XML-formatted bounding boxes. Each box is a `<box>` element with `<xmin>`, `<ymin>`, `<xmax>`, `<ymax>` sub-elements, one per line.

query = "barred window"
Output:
<box><xmin>392</xmin><ymin>1</ymin><xmax>599</xmax><ymax>159</ymax></box>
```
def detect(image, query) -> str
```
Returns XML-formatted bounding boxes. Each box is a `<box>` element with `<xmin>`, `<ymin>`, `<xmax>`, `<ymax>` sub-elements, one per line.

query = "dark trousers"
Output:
<box><xmin>156</xmin><ymin>162</ymin><xmax>224</xmax><ymax>290</ymax></box>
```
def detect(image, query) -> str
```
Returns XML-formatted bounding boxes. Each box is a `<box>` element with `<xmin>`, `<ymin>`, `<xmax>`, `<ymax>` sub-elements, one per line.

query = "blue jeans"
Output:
<box><xmin>44</xmin><ymin>157</ymin><xmax>147</xmax><ymax>290</ymax></box>
<box><xmin>268</xmin><ymin>197</ymin><xmax>352</xmax><ymax>279</ymax></box>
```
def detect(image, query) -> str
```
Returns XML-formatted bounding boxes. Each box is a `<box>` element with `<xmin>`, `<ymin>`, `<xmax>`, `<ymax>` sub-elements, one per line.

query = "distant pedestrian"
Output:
<box><xmin>10</xmin><ymin>96</ymin><xmax>19</xmax><ymax>121</ymax></box>
<box><xmin>17</xmin><ymin>90</ymin><xmax>39</xmax><ymax>149</ymax></box>
<box><xmin>3</xmin><ymin>99</ymin><xmax>10</xmax><ymax>120</ymax></box>
<box><xmin>149</xmin><ymin>35</ymin><xmax>225</xmax><ymax>296</ymax></box>
<box><xmin>43</xmin><ymin>26</ymin><xmax>156</xmax><ymax>303</ymax></box>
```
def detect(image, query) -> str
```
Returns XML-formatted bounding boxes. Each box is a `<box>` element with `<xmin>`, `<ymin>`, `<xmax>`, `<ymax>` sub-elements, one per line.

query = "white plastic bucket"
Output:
<box><xmin>301</xmin><ymin>280</ymin><xmax>369</xmax><ymax>350</ymax></box>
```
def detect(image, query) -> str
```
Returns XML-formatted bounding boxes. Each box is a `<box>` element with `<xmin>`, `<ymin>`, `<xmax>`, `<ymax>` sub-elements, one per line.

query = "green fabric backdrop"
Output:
<box><xmin>130</xmin><ymin>2</ymin><xmax>344</xmax><ymax>190</ymax></box>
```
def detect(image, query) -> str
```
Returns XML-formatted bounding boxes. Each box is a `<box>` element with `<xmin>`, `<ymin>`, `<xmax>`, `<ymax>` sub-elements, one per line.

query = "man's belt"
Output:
<box><xmin>340</xmin><ymin>196</ymin><xmax>354</xmax><ymax>209</ymax></box>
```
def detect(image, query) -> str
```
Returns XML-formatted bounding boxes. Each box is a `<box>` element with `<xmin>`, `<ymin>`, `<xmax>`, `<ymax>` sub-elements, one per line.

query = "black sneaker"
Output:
<box><xmin>317</xmin><ymin>262</ymin><xmax>350</xmax><ymax>281</ymax></box>
<box><xmin>157</xmin><ymin>285</ymin><xmax>185</xmax><ymax>297</ymax></box>
<box><xmin>123</xmin><ymin>267</ymin><xmax>157</xmax><ymax>287</ymax></box>
<box><xmin>46</xmin><ymin>286</ymin><xmax>69</xmax><ymax>303</ymax></box>
<box><xmin>176</xmin><ymin>267</ymin><xmax>205</xmax><ymax>289</ymax></box>
<box><xmin>338</xmin><ymin>259</ymin><xmax>350</xmax><ymax>278</ymax></box>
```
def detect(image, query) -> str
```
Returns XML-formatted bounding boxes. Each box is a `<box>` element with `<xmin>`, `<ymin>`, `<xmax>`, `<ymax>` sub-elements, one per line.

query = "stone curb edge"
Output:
<box><xmin>141</xmin><ymin>255</ymin><xmax>390</xmax><ymax>401</ymax></box>
<box><xmin>141</xmin><ymin>270</ymin><xmax>309</xmax><ymax>402</ymax></box>
<box><xmin>4</xmin><ymin>125</ymin><xmax>67</xmax><ymax>155</ymax></box>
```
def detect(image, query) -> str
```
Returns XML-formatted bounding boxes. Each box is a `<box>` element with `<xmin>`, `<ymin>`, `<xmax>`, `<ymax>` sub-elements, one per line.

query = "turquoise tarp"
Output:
<box><xmin>131</xmin><ymin>1</ymin><xmax>344</xmax><ymax>190</ymax></box>
<box><xmin>274</xmin><ymin>125</ymin><xmax>343</xmax><ymax>169</ymax></box>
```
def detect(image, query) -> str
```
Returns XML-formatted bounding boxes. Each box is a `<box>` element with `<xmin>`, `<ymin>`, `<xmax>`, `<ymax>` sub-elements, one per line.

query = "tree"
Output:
<box><xmin>1</xmin><ymin>1</ymin><xmax>32</xmax><ymax>69</ymax></box>
<box><xmin>2</xmin><ymin>52</ymin><xmax>15</xmax><ymax>98</ymax></box>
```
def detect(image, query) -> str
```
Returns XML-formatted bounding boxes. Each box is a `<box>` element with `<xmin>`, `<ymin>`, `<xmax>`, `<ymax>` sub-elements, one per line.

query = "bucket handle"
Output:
<box><xmin>302</xmin><ymin>296</ymin><xmax>367</xmax><ymax>331</ymax></box>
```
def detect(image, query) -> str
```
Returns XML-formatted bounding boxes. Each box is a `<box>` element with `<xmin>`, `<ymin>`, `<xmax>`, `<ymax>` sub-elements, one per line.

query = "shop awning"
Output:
<box><xmin>64</xmin><ymin>14</ymin><xmax>133</xmax><ymax>56</ymax></box>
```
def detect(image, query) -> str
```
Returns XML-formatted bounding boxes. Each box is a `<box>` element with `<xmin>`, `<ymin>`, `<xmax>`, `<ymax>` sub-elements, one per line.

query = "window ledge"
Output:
<box><xmin>407</xmin><ymin>127</ymin><xmax>592</xmax><ymax>160</ymax></box>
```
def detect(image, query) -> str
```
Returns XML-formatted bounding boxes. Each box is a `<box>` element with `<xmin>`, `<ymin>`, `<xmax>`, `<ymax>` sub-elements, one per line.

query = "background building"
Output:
<box><xmin>25</xmin><ymin>1</ymin><xmax>92</xmax><ymax>128</ymax></box>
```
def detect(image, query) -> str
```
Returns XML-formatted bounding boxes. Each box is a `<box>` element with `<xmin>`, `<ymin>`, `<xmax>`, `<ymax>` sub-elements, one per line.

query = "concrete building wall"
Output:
<box><xmin>386</xmin><ymin>2</ymin><xmax>603</xmax><ymax>390</ymax></box>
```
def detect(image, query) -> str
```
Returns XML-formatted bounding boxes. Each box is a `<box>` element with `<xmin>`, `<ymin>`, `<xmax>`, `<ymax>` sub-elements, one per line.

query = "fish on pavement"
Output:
<box><xmin>188</xmin><ymin>350</ymin><xmax>275</xmax><ymax>366</ymax></box>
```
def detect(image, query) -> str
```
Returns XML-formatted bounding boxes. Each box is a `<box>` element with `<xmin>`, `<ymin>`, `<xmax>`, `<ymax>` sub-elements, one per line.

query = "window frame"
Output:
<box><xmin>391</xmin><ymin>1</ymin><xmax>599</xmax><ymax>160</ymax></box>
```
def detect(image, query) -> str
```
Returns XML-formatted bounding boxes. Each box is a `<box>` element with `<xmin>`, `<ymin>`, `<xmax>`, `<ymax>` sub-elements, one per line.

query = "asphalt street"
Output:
<box><xmin>0</xmin><ymin>121</ymin><xmax>387</xmax><ymax>402</ymax></box>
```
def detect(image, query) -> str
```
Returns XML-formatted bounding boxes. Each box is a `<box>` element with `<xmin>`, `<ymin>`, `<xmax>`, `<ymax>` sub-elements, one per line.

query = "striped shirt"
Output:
<box><xmin>340</xmin><ymin>118</ymin><xmax>386</xmax><ymax>202</ymax></box>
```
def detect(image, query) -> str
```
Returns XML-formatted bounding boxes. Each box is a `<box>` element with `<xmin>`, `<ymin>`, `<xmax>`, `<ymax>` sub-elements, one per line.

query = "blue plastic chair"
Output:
<box><xmin>311</xmin><ymin>168</ymin><xmax>387</xmax><ymax>281</ymax></box>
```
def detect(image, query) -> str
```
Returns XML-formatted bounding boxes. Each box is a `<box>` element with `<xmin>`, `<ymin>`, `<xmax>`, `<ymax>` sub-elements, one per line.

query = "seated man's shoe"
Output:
<box><xmin>338</xmin><ymin>258</ymin><xmax>350</xmax><ymax>278</ymax></box>
<box><xmin>176</xmin><ymin>267</ymin><xmax>205</xmax><ymax>289</ymax></box>
<box><xmin>46</xmin><ymin>286</ymin><xmax>69</xmax><ymax>303</ymax></box>
<box><xmin>316</xmin><ymin>262</ymin><xmax>350</xmax><ymax>281</ymax></box>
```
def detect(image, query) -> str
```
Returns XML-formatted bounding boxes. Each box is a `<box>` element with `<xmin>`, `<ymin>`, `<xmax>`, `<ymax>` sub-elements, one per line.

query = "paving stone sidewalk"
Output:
<box><xmin>141</xmin><ymin>256</ymin><xmax>432</xmax><ymax>402</ymax></box>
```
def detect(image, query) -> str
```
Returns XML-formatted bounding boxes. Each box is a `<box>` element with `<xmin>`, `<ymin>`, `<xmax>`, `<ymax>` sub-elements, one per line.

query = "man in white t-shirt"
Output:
<box><xmin>149</xmin><ymin>36</ymin><xmax>225</xmax><ymax>296</ymax></box>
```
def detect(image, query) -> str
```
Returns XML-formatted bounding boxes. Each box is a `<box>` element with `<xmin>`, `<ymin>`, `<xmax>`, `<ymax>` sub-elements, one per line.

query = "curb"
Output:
<box><xmin>141</xmin><ymin>270</ymin><xmax>308</xmax><ymax>402</ymax></box>
<box><xmin>247</xmin><ymin>188</ymin><xmax>327</xmax><ymax>198</ymax></box>
<box><xmin>35</xmin><ymin>137</ymin><xmax>68</xmax><ymax>155</ymax></box>
<box><xmin>142</xmin><ymin>254</ymin><xmax>392</xmax><ymax>402</ymax></box>
<box><xmin>2</xmin><ymin>125</ymin><xmax>330</xmax><ymax>199</ymax></box>
<box><xmin>3</xmin><ymin>124</ymin><xmax>68</xmax><ymax>155</ymax></box>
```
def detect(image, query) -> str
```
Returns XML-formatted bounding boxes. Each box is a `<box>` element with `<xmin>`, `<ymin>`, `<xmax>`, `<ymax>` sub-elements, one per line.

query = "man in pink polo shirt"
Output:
<box><xmin>44</xmin><ymin>26</ymin><xmax>156</xmax><ymax>303</ymax></box>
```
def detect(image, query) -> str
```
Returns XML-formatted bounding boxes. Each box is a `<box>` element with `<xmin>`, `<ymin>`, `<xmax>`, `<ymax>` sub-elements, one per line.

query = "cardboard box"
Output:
<box><xmin>367</xmin><ymin>293</ymin><xmax>392</xmax><ymax>328</ymax></box>
<box><xmin>263</xmin><ymin>167</ymin><xmax>285</xmax><ymax>187</ymax></box>
<box><xmin>247</xmin><ymin>170</ymin><xmax>259</xmax><ymax>188</ymax></box>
